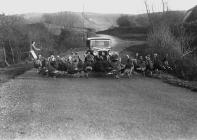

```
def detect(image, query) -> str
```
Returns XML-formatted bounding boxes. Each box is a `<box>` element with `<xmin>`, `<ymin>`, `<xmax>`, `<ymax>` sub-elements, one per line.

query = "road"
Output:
<box><xmin>0</xmin><ymin>35</ymin><xmax>197</xmax><ymax>140</ymax></box>
<box><xmin>97</xmin><ymin>34</ymin><xmax>145</xmax><ymax>52</ymax></box>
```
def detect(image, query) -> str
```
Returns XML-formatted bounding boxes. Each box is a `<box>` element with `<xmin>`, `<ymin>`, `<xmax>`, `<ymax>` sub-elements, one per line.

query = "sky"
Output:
<box><xmin>0</xmin><ymin>0</ymin><xmax>196</xmax><ymax>15</ymax></box>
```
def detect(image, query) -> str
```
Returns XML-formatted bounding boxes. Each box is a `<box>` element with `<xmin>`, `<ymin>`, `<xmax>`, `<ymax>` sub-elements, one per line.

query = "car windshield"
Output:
<box><xmin>90</xmin><ymin>40</ymin><xmax>110</xmax><ymax>48</ymax></box>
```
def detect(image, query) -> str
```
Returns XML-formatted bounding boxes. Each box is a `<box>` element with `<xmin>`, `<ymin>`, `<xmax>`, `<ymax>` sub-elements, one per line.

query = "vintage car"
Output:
<box><xmin>86</xmin><ymin>37</ymin><xmax>112</xmax><ymax>55</ymax></box>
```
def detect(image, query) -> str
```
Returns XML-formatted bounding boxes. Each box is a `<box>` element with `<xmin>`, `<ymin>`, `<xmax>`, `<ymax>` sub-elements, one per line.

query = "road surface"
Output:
<box><xmin>0</xmin><ymin>35</ymin><xmax>197</xmax><ymax>140</ymax></box>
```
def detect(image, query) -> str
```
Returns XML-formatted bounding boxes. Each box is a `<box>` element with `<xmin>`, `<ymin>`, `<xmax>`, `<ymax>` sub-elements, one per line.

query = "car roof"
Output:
<box><xmin>87</xmin><ymin>37</ymin><xmax>110</xmax><ymax>41</ymax></box>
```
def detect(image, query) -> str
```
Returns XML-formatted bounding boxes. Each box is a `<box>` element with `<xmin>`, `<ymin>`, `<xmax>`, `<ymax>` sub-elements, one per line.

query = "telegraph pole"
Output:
<box><xmin>82</xmin><ymin>0</ymin><xmax>89</xmax><ymax>47</ymax></box>
<box><xmin>82</xmin><ymin>1</ymin><xmax>85</xmax><ymax>47</ymax></box>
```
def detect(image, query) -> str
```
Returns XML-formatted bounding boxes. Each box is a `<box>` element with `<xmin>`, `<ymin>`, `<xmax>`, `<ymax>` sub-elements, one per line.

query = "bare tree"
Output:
<box><xmin>2</xmin><ymin>41</ymin><xmax>10</xmax><ymax>66</ymax></box>
<box><xmin>144</xmin><ymin>0</ymin><xmax>169</xmax><ymax>27</ymax></box>
<box><xmin>9</xmin><ymin>40</ymin><xmax>15</xmax><ymax>64</ymax></box>
<box><xmin>144</xmin><ymin>0</ymin><xmax>152</xmax><ymax>26</ymax></box>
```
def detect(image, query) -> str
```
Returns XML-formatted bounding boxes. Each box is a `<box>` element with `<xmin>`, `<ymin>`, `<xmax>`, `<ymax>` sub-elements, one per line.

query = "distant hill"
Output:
<box><xmin>21</xmin><ymin>11</ymin><xmax>120</xmax><ymax>32</ymax></box>
<box><xmin>21</xmin><ymin>13</ymin><xmax>44</xmax><ymax>23</ymax></box>
<box><xmin>183</xmin><ymin>5</ymin><xmax>197</xmax><ymax>23</ymax></box>
<box><xmin>84</xmin><ymin>12</ymin><xmax>120</xmax><ymax>30</ymax></box>
<box><xmin>20</xmin><ymin>10</ymin><xmax>186</xmax><ymax>36</ymax></box>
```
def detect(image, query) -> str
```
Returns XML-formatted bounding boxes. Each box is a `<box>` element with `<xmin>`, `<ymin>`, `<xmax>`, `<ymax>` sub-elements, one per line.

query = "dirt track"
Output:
<box><xmin>0</xmin><ymin>35</ymin><xmax>197</xmax><ymax>140</ymax></box>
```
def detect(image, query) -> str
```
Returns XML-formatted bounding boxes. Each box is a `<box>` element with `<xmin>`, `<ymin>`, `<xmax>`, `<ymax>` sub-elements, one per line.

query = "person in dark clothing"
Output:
<box><xmin>109</xmin><ymin>53</ymin><xmax>122</xmax><ymax>79</ymax></box>
<box><xmin>46</xmin><ymin>60</ymin><xmax>57</xmax><ymax>77</ymax></box>
<box><xmin>162</xmin><ymin>54</ymin><xmax>173</xmax><ymax>72</ymax></box>
<box><xmin>84</xmin><ymin>51</ymin><xmax>94</xmax><ymax>77</ymax></box>
<box><xmin>145</xmin><ymin>55</ymin><xmax>154</xmax><ymax>76</ymax></box>
<box><xmin>125</xmin><ymin>56</ymin><xmax>134</xmax><ymax>69</ymax></box>
<box><xmin>133</xmin><ymin>56</ymin><xmax>146</xmax><ymax>76</ymax></box>
<box><xmin>101</xmin><ymin>51</ymin><xmax>111</xmax><ymax>72</ymax></box>
<box><xmin>85</xmin><ymin>51</ymin><xmax>94</xmax><ymax>63</ymax></box>
<box><xmin>77</xmin><ymin>56</ymin><xmax>84</xmax><ymax>72</ymax></box>
<box><xmin>56</xmin><ymin>56</ymin><xmax>67</xmax><ymax>71</ymax></box>
<box><xmin>94</xmin><ymin>53</ymin><xmax>105</xmax><ymax>72</ymax></box>
<box><xmin>153</xmin><ymin>53</ymin><xmax>162</xmax><ymax>72</ymax></box>
<box><xmin>86</xmin><ymin>49</ymin><xmax>94</xmax><ymax>55</ymax></box>
<box><xmin>50</xmin><ymin>58</ymin><xmax>58</xmax><ymax>70</ymax></box>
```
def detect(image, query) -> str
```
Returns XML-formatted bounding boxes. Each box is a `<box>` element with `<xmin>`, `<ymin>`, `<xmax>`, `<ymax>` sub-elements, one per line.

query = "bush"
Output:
<box><xmin>0</xmin><ymin>14</ymin><xmax>30</xmax><ymax>65</ymax></box>
<box><xmin>117</xmin><ymin>15</ymin><xmax>131</xmax><ymax>27</ymax></box>
<box><xmin>146</xmin><ymin>23</ymin><xmax>197</xmax><ymax>80</ymax></box>
<box><xmin>147</xmin><ymin>24</ymin><xmax>182</xmax><ymax>58</ymax></box>
<box><xmin>146</xmin><ymin>22</ymin><xmax>197</xmax><ymax>80</ymax></box>
<box><xmin>173</xmin><ymin>58</ymin><xmax>197</xmax><ymax>80</ymax></box>
<box><xmin>55</xmin><ymin>29</ymin><xmax>85</xmax><ymax>53</ymax></box>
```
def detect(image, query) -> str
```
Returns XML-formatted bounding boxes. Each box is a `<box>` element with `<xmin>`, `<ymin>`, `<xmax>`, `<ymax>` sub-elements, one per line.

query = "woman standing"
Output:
<box><xmin>30</xmin><ymin>41</ymin><xmax>41</xmax><ymax>60</ymax></box>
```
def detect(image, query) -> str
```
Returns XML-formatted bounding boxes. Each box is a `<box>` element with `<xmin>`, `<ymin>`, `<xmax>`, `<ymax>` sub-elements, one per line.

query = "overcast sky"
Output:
<box><xmin>0</xmin><ymin>0</ymin><xmax>196</xmax><ymax>15</ymax></box>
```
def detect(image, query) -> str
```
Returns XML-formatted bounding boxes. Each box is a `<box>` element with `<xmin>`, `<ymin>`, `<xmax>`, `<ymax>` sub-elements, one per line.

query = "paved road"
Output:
<box><xmin>0</xmin><ymin>35</ymin><xmax>197</xmax><ymax>140</ymax></box>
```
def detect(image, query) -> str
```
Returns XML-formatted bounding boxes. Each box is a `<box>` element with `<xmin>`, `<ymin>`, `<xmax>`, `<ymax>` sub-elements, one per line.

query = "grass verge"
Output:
<box><xmin>121</xmin><ymin>43</ymin><xmax>197</xmax><ymax>92</ymax></box>
<box><xmin>0</xmin><ymin>62</ymin><xmax>33</xmax><ymax>83</ymax></box>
